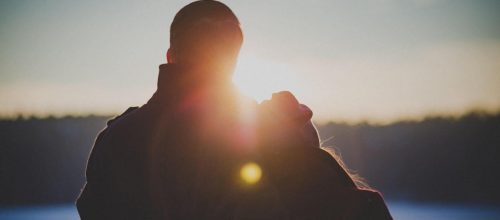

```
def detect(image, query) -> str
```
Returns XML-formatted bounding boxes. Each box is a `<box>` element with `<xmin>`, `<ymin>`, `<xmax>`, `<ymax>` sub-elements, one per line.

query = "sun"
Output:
<box><xmin>232</xmin><ymin>55</ymin><xmax>304</xmax><ymax>102</ymax></box>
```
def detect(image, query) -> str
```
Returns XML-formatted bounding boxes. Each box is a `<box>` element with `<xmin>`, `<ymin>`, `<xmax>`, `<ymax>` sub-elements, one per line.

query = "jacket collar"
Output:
<box><xmin>149</xmin><ymin>63</ymin><xmax>238</xmax><ymax>106</ymax></box>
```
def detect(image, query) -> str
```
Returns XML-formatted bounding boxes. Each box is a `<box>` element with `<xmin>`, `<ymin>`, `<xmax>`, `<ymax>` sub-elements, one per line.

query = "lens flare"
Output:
<box><xmin>240</xmin><ymin>162</ymin><xmax>262</xmax><ymax>184</ymax></box>
<box><xmin>233</xmin><ymin>54</ymin><xmax>304</xmax><ymax>102</ymax></box>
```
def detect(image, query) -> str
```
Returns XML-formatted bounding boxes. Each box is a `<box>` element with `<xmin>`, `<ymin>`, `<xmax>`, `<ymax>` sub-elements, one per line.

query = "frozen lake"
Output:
<box><xmin>0</xmin><ymin>201</ymin><xmax>499</xmax><ymax>220</ymax></box>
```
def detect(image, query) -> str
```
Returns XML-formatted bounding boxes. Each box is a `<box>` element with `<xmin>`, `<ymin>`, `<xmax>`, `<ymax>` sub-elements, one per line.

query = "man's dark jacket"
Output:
<box><xmin>77</xmin><ymin>64</ymin><xmax>392</xmax><ymax>219</ymax></box>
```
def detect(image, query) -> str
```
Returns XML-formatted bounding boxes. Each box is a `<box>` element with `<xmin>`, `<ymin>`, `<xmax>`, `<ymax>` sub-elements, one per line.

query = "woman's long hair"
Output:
<box><xmin>321</xmin><ymin>145</ymin><xmax>371</xmax><ymax>189</ymax></box>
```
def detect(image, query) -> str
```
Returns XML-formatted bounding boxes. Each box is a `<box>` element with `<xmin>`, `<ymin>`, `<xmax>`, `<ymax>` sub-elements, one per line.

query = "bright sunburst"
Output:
<box><xmin>233</xmin><ymin>55</ymin><xmax>304</xmax><ymax>102</ymax></box>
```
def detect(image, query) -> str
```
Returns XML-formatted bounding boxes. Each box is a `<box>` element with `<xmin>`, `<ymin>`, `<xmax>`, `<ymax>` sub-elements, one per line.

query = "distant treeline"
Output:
<box><xmin>318</xmin><ymin>113</ymin><xmax>500</xmax><ymax>204</ymax></box>
<box><xmin>0</xmin><ymin>113</ymin><xmax>499</xmax><ymax>206</ymax></box>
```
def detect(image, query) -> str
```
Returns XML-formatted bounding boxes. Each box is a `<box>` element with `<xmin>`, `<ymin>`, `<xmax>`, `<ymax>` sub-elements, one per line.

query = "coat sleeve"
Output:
<box><xmin>76</xmin><ymin>127</ymin><xmax>113</xmax><ymax>220</ymax></box>
<box><xmin>76</xmin><ymin>107</ymin><xmax>139</xmax><ymax>220</ymax></box>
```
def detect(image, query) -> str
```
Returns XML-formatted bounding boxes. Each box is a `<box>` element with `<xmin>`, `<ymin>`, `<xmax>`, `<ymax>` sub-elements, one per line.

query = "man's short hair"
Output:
<box><xmin>170</xmin><ymin>0</ymin><xmax>243</xmax><ymax>65</ymax></box>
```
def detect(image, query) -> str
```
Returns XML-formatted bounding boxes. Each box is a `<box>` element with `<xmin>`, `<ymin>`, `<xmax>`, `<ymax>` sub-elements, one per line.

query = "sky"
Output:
<box><xmin>1</xmin><ymin>0</ymin><xmax>499</xmax><ymax>123</ymax></box>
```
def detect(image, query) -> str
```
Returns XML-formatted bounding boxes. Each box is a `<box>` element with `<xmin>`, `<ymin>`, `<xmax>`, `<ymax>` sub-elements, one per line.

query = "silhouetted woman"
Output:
<box><xmin>254</xmin><ymin>91</ymin><xmax>393</xmax><ymax>219</ymax></box>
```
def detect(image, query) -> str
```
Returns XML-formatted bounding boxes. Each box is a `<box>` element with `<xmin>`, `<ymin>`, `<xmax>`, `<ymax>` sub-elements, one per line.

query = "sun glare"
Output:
<box><xmin>240</xmin><ymin>162</ymin><xmax>262</xmax><ymax>184</ymax></box>
<box><xmin>233</xmin><ymin>55</ymin><xmax>304</xmax><ymax>102</ymax></box>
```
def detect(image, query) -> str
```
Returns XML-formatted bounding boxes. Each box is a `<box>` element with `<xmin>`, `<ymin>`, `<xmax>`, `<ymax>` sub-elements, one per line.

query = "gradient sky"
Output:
<box><xmin>1</xmin><ymin>0</ymin><xmax>499</xmax><ymax>123</ymax></box>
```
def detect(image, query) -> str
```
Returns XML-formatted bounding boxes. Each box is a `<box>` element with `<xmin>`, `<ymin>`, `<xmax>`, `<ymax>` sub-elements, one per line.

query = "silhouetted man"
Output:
<box><xmin>77</xmin><ymin>1</ymin><xmax>392</xmax><ymax>219</ymax></box>
<box><xmin>77</xmin><ymin>0</ymin><xmax>249</xmax><ymax>218</ymax></box>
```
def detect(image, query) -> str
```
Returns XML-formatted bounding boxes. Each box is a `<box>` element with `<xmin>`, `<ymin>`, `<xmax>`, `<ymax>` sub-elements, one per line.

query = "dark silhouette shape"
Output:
<box><xmin>2</xmin><ymin>112</ymin><xmax>499</xmax><ymax>207</ymax></box>
<box><xmin>76</xmin><ymin>0</ymin><xmax>392</xmax><ymax>219</ymax></box>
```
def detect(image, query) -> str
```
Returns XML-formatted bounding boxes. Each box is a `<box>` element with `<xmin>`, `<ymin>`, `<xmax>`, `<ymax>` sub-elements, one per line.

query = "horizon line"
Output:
<box><xmin>1</xmin><ymin>109</ymin><xmax>499</xmax><ymax>126</ymax></box>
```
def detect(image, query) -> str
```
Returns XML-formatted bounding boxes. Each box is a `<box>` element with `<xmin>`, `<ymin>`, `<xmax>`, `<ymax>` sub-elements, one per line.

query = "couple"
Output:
<box><xmin>77</xmin><ymin>1</ymin><xmax>392</xmax><ymax>219</ymax></box>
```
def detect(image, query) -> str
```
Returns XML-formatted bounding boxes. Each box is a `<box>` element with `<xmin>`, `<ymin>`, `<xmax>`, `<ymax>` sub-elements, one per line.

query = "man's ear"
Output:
<box><xmin>167</xmin><ymin>48</ymin><xmax>174</xmax><ymax>63</ymax></box>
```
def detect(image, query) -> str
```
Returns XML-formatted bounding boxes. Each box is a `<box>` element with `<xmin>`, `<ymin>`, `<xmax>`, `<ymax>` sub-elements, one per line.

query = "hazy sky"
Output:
<box><xmin>1</xmin><ymin>0</ymin><xmax>499</xmax><ymax>123</ymax></box>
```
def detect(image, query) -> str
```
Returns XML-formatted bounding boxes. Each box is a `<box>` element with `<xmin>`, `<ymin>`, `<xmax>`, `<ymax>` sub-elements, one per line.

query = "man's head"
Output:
<box><xmin>168</xmin><ymin>0</ymin><xmax>243</xmax><ymax>78</ymax></box>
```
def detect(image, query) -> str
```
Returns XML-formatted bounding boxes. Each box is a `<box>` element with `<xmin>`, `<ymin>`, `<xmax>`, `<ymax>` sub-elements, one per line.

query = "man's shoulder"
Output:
<box><xmin>106</xmin><ymin>106</ymin><xmax>140</xmax><ymax>126</ymax></box>
<box><xmin>94</xmin><ymin>106</ymin><xmax>143</xmax><ymax>145</ymax></box>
